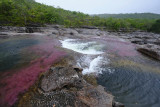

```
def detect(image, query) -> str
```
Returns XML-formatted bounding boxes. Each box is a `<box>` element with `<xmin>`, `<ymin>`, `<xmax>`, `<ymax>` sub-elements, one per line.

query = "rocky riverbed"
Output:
<box><xmin>0</xmin><ymin>25</ymin><xmax>160</xmax><ymax>107</ymax></box>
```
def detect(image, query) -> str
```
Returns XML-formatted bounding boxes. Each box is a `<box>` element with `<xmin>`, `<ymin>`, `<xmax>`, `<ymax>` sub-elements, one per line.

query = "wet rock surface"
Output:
<box><xmin>117</xmin><ymin>31</ymin><xmax>160</xmax><ymax>60</ymax></box>
<box><xmin>17</xmin><ymin>66</ymin><xmax>114</xmax><ymax>107</ymax></box>
<box><xmin>137</xmin><ymin>45</ymin><xmax>160</xmax><ymax>60</ymax></box>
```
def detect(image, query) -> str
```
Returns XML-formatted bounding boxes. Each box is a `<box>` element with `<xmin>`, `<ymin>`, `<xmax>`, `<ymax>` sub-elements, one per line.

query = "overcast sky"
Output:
<box><xmin>35</xmin><ymin>0</ymin><xmax>160</xmax><ymax>14</ymax></box>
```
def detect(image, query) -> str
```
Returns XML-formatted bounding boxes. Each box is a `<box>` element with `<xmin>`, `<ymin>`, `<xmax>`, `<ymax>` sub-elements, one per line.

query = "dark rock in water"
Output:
<box><xmin>112</xmin><ymin>101</ymin><xmax>124</xmax><ymax>107</ymax></box>
<box><xmin>17</xmin><ymin>66</ymin><xmax>114</xmax><ymax>107</ymax></box>
<box><xmin>137</xmin><ymin>45</ymin><xmax>160</xmax><ymax>61</ymax></box>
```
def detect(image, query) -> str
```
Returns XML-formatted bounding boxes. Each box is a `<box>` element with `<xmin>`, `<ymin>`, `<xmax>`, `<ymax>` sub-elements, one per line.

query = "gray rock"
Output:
<box><xmin>40</xmin><ymin>67</ymin><xmax>83</xmax><ymax>92</ymax></box>
<box><xmin>137</xmin><ymin>45</ymin><xmax>160</xmax><ymax>61</ymax></box>
<box><xmin>52</xmin><ymin>30</ymin><xmax>59</xmax><ymax>35</ymax></box>
<box><xmin>18</xmin><ymin>66</ymin><xmax>114</xmax><ymax>107</ymax></box>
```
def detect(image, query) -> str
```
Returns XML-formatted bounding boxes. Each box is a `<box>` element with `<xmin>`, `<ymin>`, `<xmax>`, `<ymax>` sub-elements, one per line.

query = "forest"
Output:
<box><xmin>0</xmin><ymin>0</ymin><xmax>160</xmax><ymax>33</ymax></box>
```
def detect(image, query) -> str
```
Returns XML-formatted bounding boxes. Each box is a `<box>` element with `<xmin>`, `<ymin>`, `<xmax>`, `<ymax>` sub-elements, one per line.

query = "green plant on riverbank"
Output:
<box><xmin>0</xmin><ymin>0</ymin><xmax>159</xmax><ymax>32</ymax></box>
<box><xmin>148</xmin><ymin>19</ymin><xmax>160</xmax><ymax>33</ymax></box>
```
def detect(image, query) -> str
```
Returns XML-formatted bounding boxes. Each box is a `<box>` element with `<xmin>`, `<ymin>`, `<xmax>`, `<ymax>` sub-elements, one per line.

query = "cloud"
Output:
<box><xmin>35</xmin><ymin>0</ymin><xmax>160</xmax><ymax>14</ymax></box>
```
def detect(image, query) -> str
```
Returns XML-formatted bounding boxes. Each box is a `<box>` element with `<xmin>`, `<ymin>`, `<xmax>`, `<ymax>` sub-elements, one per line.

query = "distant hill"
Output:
<box><xmin>93</xmin><ymin>13</ymin><xmax>160</xmax><ymax>19</ymax></box>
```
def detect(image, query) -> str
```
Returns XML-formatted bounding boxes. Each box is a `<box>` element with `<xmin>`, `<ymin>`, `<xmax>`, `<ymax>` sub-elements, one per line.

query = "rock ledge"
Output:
<box><xmin>17</xmin><ymin>66</ymin><xmax>123</xmax><ymax>107</ymax></box>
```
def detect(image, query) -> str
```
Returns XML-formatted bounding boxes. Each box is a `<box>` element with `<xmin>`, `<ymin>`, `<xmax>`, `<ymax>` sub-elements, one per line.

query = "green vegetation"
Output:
<box><xmin>94</xmin><ymin>13</ymin><xmax>160</xmax><ymax>19</ymax></box>
<box><xmin>0</xmin><ymin>0</ymin><xmax>90</xmax><ymax>27</ymax></box>
<box><xmin>149</xmin><ymin>19</ymin><xmax>160</xmax><ymax>33</ymax></box>
<box><xmin>0</xmin><ymin>0</ymin><xmax>159</xmax><ymax>33</ymax></box>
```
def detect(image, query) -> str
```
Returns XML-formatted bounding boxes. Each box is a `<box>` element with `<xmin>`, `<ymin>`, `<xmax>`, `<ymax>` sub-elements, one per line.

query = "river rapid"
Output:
<box><xmin>60</xmin><ymin>36</ymin><xmax>160</xmax><ymax>107</ymax></box>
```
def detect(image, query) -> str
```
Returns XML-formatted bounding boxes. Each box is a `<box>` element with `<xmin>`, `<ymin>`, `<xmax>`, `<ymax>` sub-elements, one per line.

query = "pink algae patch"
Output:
<box><xmin>94</xmin><ymin>36</ymin><xmax>138</xmax><ymax>57</ymax></box>
<box><xmin>0</xmin><ymin>42</ymin><xmax>65</xmax><ymax>106</ymax></box>
<box><xmin>107</xmin><ymin>41</ymin><xmax>138</xmax><ymax>57</ymax></box>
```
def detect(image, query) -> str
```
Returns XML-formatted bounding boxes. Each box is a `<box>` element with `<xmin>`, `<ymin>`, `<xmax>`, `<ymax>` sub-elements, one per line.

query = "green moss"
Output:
<box><xmin>83</xmin><ymin>74</ymin><xmax>98</xmax><ymax>86</ymax></box>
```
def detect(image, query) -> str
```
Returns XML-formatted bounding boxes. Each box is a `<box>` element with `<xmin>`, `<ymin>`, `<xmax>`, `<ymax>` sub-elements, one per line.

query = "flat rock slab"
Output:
<box><xmin>137</xmin><ymin>45</ymin><xmax>160</xmax><ymax>61</ymax></box>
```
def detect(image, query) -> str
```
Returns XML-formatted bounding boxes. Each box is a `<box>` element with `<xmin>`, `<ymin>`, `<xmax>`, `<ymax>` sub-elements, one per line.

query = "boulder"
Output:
<box><xmin>40</xmin><ymin>67</ymin><xmax>83</xmax><ymax>92</ymax></box>
<box><xmin>137</xmin><ymin>45</ymin><xmax>160</xmax><ymax>61</ymax></box>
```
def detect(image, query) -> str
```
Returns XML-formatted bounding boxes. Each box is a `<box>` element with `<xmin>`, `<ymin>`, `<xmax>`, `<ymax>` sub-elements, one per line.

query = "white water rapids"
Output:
<box><xmin>60</xmin><ymin>39</ymin><xmax>111</xmax><ymax>75</ymax></box>
<box><xmin>61</xmin><ymin>39</ymin><xmax>104</xmax><ymax>55</ymax></box>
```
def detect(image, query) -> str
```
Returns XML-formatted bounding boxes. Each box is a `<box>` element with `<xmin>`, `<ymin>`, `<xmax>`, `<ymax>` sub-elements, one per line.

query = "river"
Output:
<box><xmin>0</xmin><ymin>33</ymin><xmax>160</xmax><ymax>107</ymax></box>
<box><xmin>60</xmin><ymin>37</ymin><xmax>160</xmax><ymax>107</ymax></box>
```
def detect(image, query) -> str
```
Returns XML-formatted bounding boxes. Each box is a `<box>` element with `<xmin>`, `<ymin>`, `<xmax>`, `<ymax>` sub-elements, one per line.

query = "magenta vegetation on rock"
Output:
<box><xmin>0</xmin><ymin>43</ymin><xmax>66</xmax><ymax>106</ymax></box>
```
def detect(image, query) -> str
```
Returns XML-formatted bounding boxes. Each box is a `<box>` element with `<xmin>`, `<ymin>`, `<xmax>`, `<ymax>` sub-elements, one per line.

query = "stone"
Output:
<box><xmin>17</xmin><ymin>66</ymin><xmax>114</xmax><ymax>107</ymax></box>
<box><xmin>52</xmin><ymin>30</ymin><xmax>59</xmax><ymax>35</ymax></box>
<box><xmin>137</xmin><ymin>45</ymin><xmax>160</xmax><ymax>61</ymax></box>
<box><xmin>40</xmin><ymin>66</ymin><xmax>83</xmax><ymax>92</ymax></box>
<box><xmin>112</xmin><ymin>101</ymin><xmax>125</xmax><ymax>107</ymax></box>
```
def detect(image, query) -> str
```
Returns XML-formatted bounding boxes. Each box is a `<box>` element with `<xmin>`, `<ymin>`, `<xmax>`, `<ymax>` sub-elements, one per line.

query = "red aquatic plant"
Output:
<box><xmin>0</xmin><ymin>42</ymin><xmax>65</xmax><ymax>106</ymax></box>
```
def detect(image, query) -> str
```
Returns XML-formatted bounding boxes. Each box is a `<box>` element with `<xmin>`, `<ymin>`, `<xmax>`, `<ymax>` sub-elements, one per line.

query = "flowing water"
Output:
<box><xmin>0</xmin><ymin>34</ymin><xmax>160</xmax><ymax>107</ymax></box>
<box><xmin>61</xmin><ymin>38</ymin><xmax>160</xmax><ymax>107</ymax></box>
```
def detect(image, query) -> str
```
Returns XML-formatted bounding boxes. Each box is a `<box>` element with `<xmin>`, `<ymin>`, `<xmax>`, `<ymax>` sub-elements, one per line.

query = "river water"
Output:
<box><xmin>61</xmin><ymin>37</ymin><xmax>160</xmax><ymax>107</ymax></box>
<box><xmin>0</xmin><ymin>34</ymin><xmax>65</xmax><ymax>106</ymax></box>
<box><xmin>0</xmin><ymin>34</ymin><xmax>160</xmax><ymax>107</ymax></box>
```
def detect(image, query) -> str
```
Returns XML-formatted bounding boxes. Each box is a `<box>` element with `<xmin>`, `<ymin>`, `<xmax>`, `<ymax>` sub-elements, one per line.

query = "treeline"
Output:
<box><xmin>94</xmin><ymin>13</ymin><xmax>160</xmax><ymax>19</ymax></box>
<box><xmin>0</xmin><ymin>0</ymin><xmax>159</xmax><ymax>33</ymax></box>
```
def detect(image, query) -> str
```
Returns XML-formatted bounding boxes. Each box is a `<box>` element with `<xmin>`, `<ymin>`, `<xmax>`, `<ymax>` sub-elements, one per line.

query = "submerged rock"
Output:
<box><xmin>17</xmin><ymin>66</ymin><xmax>114</xmax><ymax>107</ymax></box>
<box><xmin>112</xmin><ymin>101</ymin><xmax>124</xmax><ymax>107</ymax></box>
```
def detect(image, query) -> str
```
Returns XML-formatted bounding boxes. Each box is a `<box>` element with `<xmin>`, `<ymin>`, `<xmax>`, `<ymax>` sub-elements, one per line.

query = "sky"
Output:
<box><xmin>35</xmin><ymin>0</ymin><xmax>160</xmax><ymax>14</ymax></box>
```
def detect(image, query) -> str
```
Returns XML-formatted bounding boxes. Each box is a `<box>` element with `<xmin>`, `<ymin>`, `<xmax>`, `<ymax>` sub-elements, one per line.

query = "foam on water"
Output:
<box><xmin>82</xmin><ymin>56</ymin><xmax>103</xmax><ymax>74</ymax></box>
<box><xmin>61</xmin><ymin>39</ymin><xmax>112</xmax><ymax>75</ymax></box>
<box><xmin>77</xmin><ymin>56</ymin><xmax>111</xmax><ymax>75</ymax></box>
<box><xmin>60</xmin><ymin>39</ymin><xmax>104</xmax><ymax>55</ymax></box>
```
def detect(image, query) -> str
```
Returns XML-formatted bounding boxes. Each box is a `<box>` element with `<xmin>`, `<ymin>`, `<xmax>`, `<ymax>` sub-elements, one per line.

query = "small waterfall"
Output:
<box><xmin>60</xmin><ymin>39</ymin><xmax>104</xmax><ymax>55</ymax></box>
<box><xmin>60</xmin><ymin>39</ymin><xmax>111</xmax><ymax>75</ymax></box>
<box><xmin>82</xmin><ymin>56</ymin><xmax>104</xmax><ymax>74</ymax></box>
